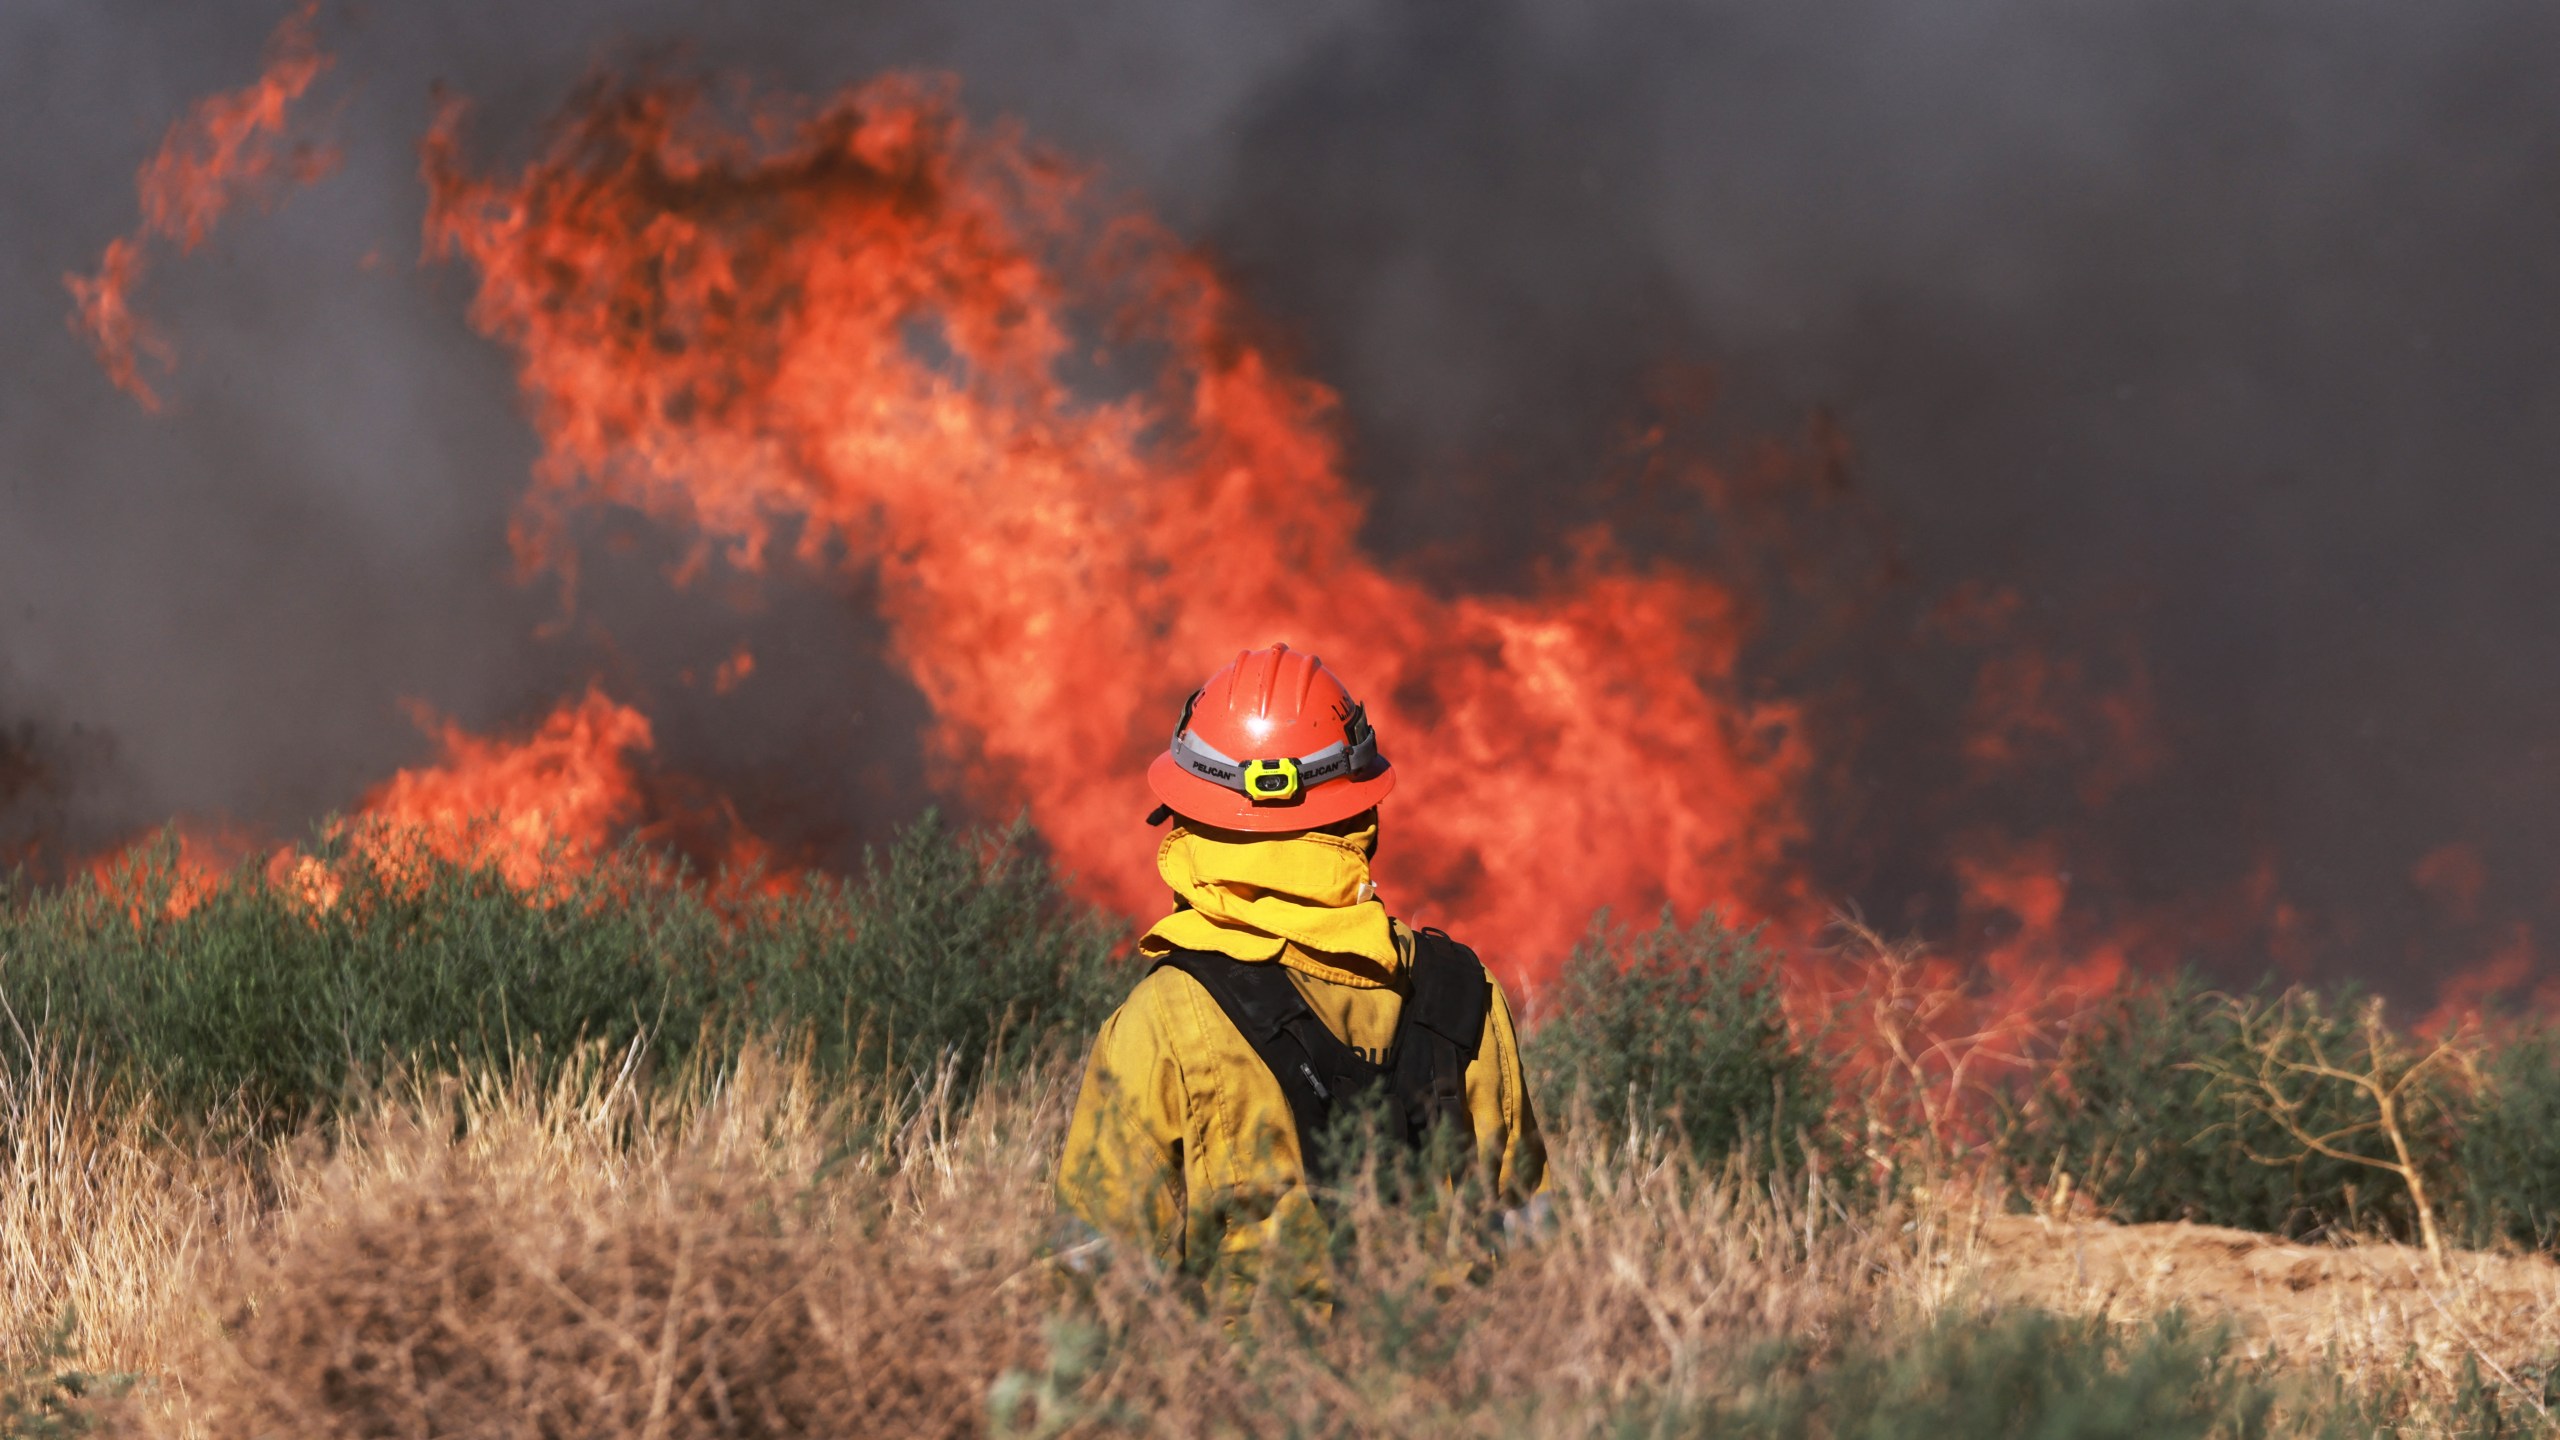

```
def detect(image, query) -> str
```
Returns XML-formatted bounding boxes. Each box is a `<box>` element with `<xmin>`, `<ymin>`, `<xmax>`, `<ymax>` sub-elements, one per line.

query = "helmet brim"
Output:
<box><xmin>1146</xmin><ymin>750</ymin><xmax>1396</xmax><ymax>833</ymax></box>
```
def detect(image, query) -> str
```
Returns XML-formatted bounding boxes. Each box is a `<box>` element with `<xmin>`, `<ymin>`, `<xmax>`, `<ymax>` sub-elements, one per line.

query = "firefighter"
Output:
<box><xmin>1056</xmin><ymin>643</ymin><xmax>1545</xmax><ymax>1286</ymax></box>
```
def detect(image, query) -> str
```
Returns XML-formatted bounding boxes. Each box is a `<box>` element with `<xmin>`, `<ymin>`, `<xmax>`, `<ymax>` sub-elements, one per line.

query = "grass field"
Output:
<box><xmin>4</xmin><ymin>819</ymin><xmax>2557</xmax><ymax>1436</ymax></box>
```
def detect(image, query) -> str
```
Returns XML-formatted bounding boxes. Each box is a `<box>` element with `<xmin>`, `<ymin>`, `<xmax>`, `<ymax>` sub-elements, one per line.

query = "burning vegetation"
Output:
<box><xmin>417</xmin><ymin>71</ymin><xmax>1812</xmax><ymax>977</ymax></box>
<box><xmin>18</xmin><ymin>10</ymin><xmax>2560</xmax><ymax>1436</ymax></box>
<box><xmin>7</xmin><ymin>830</ymin><xmax>2560</xmax><ymax>1435</ymax></box>
<box><xmin>86</xmin><ymin>686</ymin><xmax>663</xmax><ymax>917</ymax></box>
<box><xmin>55</xmin><ymin>8</ymin><xmax>2530</xmax><ymax>1037</ymax></box>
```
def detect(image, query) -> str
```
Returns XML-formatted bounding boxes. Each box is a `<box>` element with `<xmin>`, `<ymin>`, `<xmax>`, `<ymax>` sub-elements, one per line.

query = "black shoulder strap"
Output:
<box><xmin>1153</xmin><ymin>935</ymin><xmax>1492</xmax><ymax>1186</ymax></box>
<box><xmin>1402</xmin><ymin>928</ymin><xmax>1492</xmax><ymax>1051</ymax></box>
<box><xmin>1391</xmin><ymin>928</ymin><xmax>1491</xmax><ymax>1163</ymax></box>
<box><xmin>1151</xmin><ymin>949</ymin><xmax>1382</xmax><ymax>1181</ymax></box>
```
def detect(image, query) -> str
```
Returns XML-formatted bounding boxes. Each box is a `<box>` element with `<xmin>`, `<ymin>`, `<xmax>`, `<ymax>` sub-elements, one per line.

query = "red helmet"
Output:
<box><xmin>1147</xmin><ymin>644</ymin><xmax>1395</xmax><ymax>832</ymax></box>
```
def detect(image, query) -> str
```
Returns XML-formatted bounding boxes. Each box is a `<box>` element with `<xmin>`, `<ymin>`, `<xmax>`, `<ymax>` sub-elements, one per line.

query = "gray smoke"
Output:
<box><xmin>0</xmin><ymin>0</ymin><xmax>1360</xmax><ymax>863</ymax></box>
<box><xmin>5</xmin><ymin>0</ymin><xmax>2557</xmax><ymax>1000</ymax></box>
<box><xmin>1194</xmin><ymin>0</ymin><xmax>2560</xmax><ymax>994</ymax></box>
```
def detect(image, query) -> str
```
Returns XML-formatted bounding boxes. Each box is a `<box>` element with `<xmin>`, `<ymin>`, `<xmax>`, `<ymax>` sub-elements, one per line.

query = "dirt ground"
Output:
<box><xmin>1960</xmin><ymin>1212</ymin><xmax>2560</xmax><ymax>1386</ymax></box>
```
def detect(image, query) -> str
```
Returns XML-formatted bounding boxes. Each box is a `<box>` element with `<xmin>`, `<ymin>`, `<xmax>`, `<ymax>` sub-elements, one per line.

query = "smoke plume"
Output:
<box><xmin>7</xmin><ymin>0</ymin><xmax>2560</xmax><ymax>1005</ymax></box>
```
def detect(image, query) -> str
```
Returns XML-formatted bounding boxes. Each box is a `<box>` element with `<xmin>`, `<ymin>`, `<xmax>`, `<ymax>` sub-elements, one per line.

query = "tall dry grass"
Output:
<box><xmin>5</xmin><ymin>1038</ymin><xmax>1065</xmax><ymax>1436</ymax></box>
<box><xmin>4</xmin><ymin>1035</ymin><xmax>1909</xmax><ymax>1435</ymax></box>
<box><xmin>4</xmin><ymin>1034</ymin><xmax>2554</xmax><ymax>1437</ymax></box>
<box><xmin>0</xmin><ymin>1030</ymin><xmax>263</xmax><ymax>1382</ymax></box>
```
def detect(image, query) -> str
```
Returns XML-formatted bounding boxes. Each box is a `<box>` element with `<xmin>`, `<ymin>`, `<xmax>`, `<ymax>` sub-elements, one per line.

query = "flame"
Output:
<box><xmin>84</xmin><ymin>688</ymin><xmax>660</xmax><ymax>917</ymax></box>
<box><xmin>2411</xmin><ymin>841</ymin><xmax>2488</xmax><ymax>926</ymax></box>
<box><xmin>62</xmin><ymin>31</ymin><xmax>2558</xmax><ymax>1157</ymax></box>
<box><xmin>356</xmin><ymin>685</ymin><xmax>784</xmax><ymax>897</ymax></box>
<box><xmin>2420</xmin><ymin>923</ymin><xmax>2537</xmax><ymax>1035</ymax></box>
<box><xmin>1794</xmin><ymin>835</ymin><xmax>2139</xmax><ymax>1148</ymax></box>
<box><xmin>356</xmin><ymin>686</ymin><xmax>654</xmax><ymax>894</ymax></box>
<box><xmin>99</xmin><ymin>37</ymin><xmax>2550</xmax><ymax>1154</ymax></box>
<box><xmin>85</xmin><ymin>822</ymin><xmax>267</xmax><ymax>921</ymax></box>
<box><xmin>1954</xmin><ymin>835</ymin><xmax>2128</xmax><ymax>1000</ymax></box>
<box><xmin>1962</xmin><ymin>644</ymin><xmax>2165</xmax><ymax>809</ymax></box>
<box><xmin>66</xmin><ymin>2</ymin><xmax>337</xmax><ymax>409</ymax></box>
<box><xmin>422</xmin><ymin>75</ymin><xmax>1812</xmax><ymax>981</ymax></box>
<box><xmin>63</xmin><ymin>238</ymin><xmax>169</xmax><ymax>410</ymax></box>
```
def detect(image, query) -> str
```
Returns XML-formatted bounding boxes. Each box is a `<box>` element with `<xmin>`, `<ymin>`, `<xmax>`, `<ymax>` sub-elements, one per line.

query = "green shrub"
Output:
<box><xmin>1996</xmin><ymin>978</ymin><xmax>2463</xmax><ymax>1243</ymax></box>
<box><xmin>2458</xmin><ymin>1025</ymin><xmax>2560</xmax><ymax>1249</ymax></box>
<box><xmin>1525</xmin><ymin>910</ymin><xmax>1828</xmax><ymax>1170</ymax></box>
<box><xmin>724</xmin><ymin>811</ymin><xmax>1128</xmax><ymax>1085</ymax></box>
<box><xmin>0</xmin><ymin>812</ymin><xmax>1124</xmax><ymax>1129</ymax></box>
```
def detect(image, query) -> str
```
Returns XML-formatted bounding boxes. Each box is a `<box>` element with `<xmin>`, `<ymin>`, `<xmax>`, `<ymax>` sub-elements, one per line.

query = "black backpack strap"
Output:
<box><xmin>1390</xmin><ymin>928</ymin><xmax>1491</xmax><ymax>1162</ymax></box>
<box><xmin>1153</xmin><ymin>936</ymin><xmax>1490</xmax><ymax>1186</ymax></box>
<box><xmin>1151</xmin><ymin>949</ymin><xmax>1383</xmax><ymax>1181</ymax></box>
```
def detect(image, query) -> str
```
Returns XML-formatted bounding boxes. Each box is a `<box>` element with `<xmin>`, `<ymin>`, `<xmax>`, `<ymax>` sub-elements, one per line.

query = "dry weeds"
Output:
<box><xmin>0</xmin><ymin>1033</ymin><xmax>262</xmax><ymax>1379</ymax></box>
<box><xmin>4</xmin><ymin>1039</ymin><xmax>2553</xmax><ymax>1436</ymax></box>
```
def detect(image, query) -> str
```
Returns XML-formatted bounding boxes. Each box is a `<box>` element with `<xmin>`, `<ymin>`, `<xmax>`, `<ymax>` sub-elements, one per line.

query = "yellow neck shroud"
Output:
<box><xmin>1138</xmin><ymin>822</ymin><xmax>1400</xmax><ymax>980</ymax></box>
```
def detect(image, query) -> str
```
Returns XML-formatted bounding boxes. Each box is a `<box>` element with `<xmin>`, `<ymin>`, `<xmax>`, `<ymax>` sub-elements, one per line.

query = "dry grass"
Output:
<box><xmin>4</xmin><ymin>1037</ymin><xmax>2554</xmax><ymax>1437</ymax></box>
<box><xmin>0</xmin><ymin>1033</ymin><xmax>263</xmax><ymax>1381</ymax></box>
<box><xmin>114</xmin><ymin>1044</ymin><xmax>1060</xmax><ymax>1437</ymax></box>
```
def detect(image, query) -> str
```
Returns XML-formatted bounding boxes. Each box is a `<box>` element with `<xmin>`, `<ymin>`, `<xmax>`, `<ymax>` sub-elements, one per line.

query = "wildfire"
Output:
<box><xmin>1954</xmin><ymin>836</ymin><xmax>2129</xmax><ymax>1000</ymax></box>
<box><xmin>2410</xmin><ymin>844</ymin><xmax>2549</xmax><ymax>1033</ymax></box>
<box><xmin>88</xmin><ymin>688</ymin><xmax>659</xmax><ymax>917</ymax></box>
<box><xmin>53</xmin><ymin>22</ymin><xmax>2560</xmax><ymax>1175</ymax></box>
<box><xmin>2421</xmin><ymin>925</ymin><xmax>2538</xmax><ymax>1036</ymax></box>
<box><xmin>356</xmin><ymin>686</ymin><xmax>655</xmax><ymax>894</ymax></box>
<box><xmin>422</xmin><ymin>75</ymin><xmax>1812</xmax><ymax>982</ymax></box>
<box><xmin>66</xmin><ymin>2</ymin><xmax>337</xmax><ymax>410</ymax></box>
<box><xmin>2412</xmin><ymin>841</ymin><xmax>2489</xmax><ymax>926</ymax></box>
<box><xmin>86</xmin><ymin>822</ymin><xmax>270</xmax><ymax>921</ymax></box>
<box><xmin>63</xmin><ymin>42</ymin><xmax>2241</xmax><ymax>1066</ymax></box>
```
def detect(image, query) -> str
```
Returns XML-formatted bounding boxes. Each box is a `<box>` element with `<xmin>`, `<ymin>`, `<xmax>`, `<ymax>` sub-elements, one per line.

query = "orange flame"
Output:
<box><xmin>85</xmin><ymin>688</ymin><xmax>659</xmax><ymax>917</ymax></box>
<box><xmin>2405</xmin><ymin>844</ymin><xmax>2541</xmax><ymax>1034</ymax></box>
<box><xmin>422</xmin><ymin>75</ymin><xmax>1812</xmax><ymax>983</ymax></box>
<box><xmin>2411</xmin><ymin>841</ymin><xmax>2488</xmax><ymax>926</ymax></box>
<box><xmin>1954</xmin><ymin>835</ymin><xmax>2129</xmax><ymax>1000</ymax></box>
<box><xmin>66</xmin><ymin>3</ymin><xmax>337</xmax><ymax>409</ymax></box>
<box><xmin>63</xmin><ymin>238</ymin><xmax>169</xmax><ymax>409</ymax></box>
<box><xmin>85</xmin><ymin>822</ymin><xmax>267</xmax><ymax>921</ymax></box>
<box><xmin>356</xmin><ymin>686</ymin><xmax>654</xmax><ymax>894</ymax></box>
<box><xmin>1961</xmin><ymin>644</ymin><xmax>2165</xmax><ymax>809</ymax></box>
<box><xmin>2420</xmin><ymin>923</ymin><xmax>2537</xmax><ymax>1036</ymax></box>
<box><xmin>1791</xmin><ymin>835</ymin><xmax>2142</xmax><ymax>1150</ymax></box>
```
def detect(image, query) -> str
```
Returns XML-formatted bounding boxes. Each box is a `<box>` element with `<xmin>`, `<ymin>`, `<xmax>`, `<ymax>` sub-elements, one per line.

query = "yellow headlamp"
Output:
<box><xmin>1241</xmin><ymin>756</ymin><xmax>1303</xmax><ymax>802</ymax></box>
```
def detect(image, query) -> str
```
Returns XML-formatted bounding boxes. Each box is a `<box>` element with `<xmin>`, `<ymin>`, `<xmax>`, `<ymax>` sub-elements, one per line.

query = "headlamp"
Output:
<box><xmin>1169</xmin><ymin>699</ymin><xmax>1380</xmax><ymax>804</ymax></box>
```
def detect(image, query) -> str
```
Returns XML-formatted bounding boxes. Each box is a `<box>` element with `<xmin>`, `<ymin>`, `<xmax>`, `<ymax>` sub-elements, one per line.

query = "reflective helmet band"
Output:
<box><xmin>1168</xmin><ymin>723</ymin><xmax>1379</xmax><ymax>802</ymax></box>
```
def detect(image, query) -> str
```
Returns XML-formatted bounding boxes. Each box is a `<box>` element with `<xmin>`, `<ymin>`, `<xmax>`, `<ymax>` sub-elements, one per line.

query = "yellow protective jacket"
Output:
<box><xmin>1056</xmin><ymin>822</ymin><xmax>1545</xmax><ymax>1284</ymax></box>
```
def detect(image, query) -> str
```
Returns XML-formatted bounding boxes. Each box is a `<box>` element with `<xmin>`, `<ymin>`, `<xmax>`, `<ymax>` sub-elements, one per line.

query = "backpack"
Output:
<box><xmin>1149</xmin><ymin>928</ymin><xmax>1491</xmax><ymax>1185</ymax></box>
